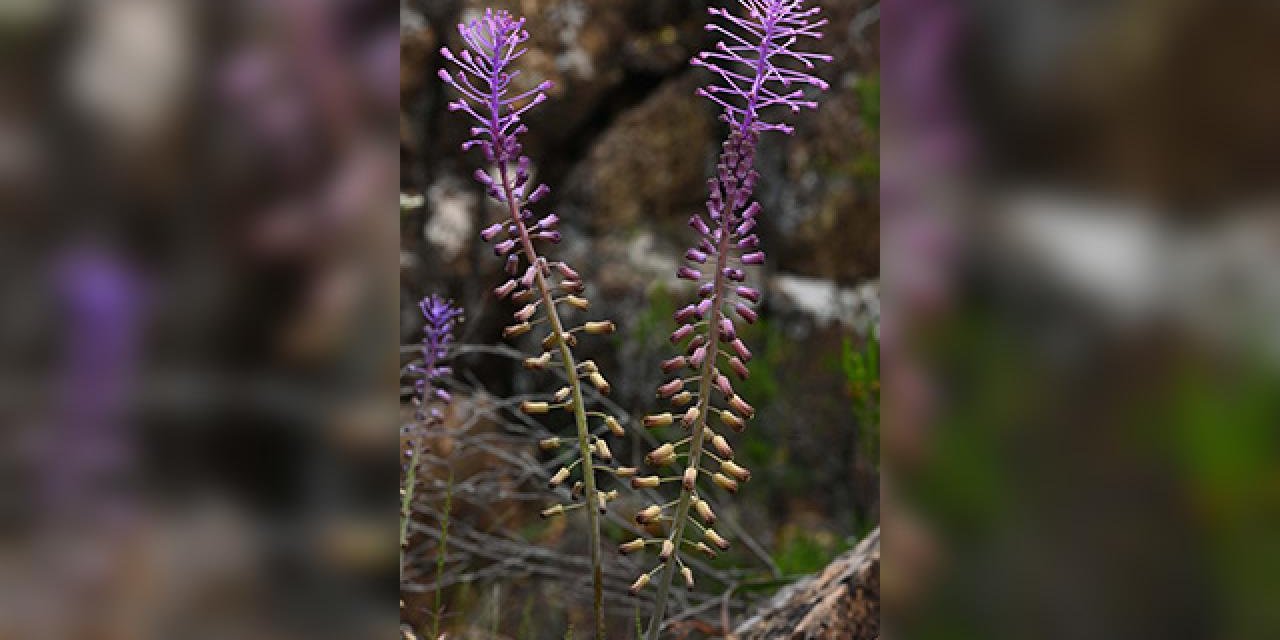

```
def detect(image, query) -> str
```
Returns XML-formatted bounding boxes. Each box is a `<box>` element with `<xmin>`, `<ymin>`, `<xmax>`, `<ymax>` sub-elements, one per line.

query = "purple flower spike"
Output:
<box><xmin>693</xmin><ymin>0</ymin><xmax>832</xmax><ymax>135</ymax></box>
<box><xmin>413</xmin><ymin>294</ymin><xmax>463</xmax><ymax>426</ymax></box>
<box><xmin>439</xmin><ymin>9</ymin><xmax>552</xmax><ymax>165</ymax></box>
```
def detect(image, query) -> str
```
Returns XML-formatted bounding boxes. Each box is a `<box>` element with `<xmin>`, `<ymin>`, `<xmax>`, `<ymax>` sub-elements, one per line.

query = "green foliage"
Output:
<box><xmin>774</xmin><ymin>528</ymin><xmax>845</xmax><ymax>576</ymax></box>
<box><xmin>842</xmin><ymin>331</ymin><xmax>880</xmax><ymax>469</ymax></box>
<box><xmin>855</xmin><ymin>72</ymin><xmax>880</xmax><ymax>132</ymax></box>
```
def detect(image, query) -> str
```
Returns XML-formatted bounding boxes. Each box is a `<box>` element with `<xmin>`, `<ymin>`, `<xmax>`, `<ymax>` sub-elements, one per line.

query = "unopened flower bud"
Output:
<box><xmin>643</xmin><ymin>413</ymin><xmax>674</xmax><ymax>428</ymax></box>
<box><xmin>584</xmin><ymin>320</ymin><xmax>615</xmax><ymax>335</ymax></box>
<box><xmin>646</xmin><ymin>443</ymin><xmax>676</xmax><ymax>467</ymax></box>
<box><xmin>494</xmin><ymin>279</ymin><xmax>519</xmax><ymax>298</ymax></box>
<box><xmin>515</xmin><ymin>303</ymin><xmax>538</xmax><ymax>322</ymax></box>
<box><xmin>705</xmin><ymin>528</ymin><xmax>730</xmax><ymax>550</ymax></box>
<box><xmin>559</xmin><ymin>280</ymin><xmax>585</xmax><ymax>294</ymax></box>
<box><xmin>588</xmin><ymin>372</ymin><xmax>611</xmax><ymax>394</ymax></box>
<box><xmin>539</xmin><ymin>437</ymin><xmax>561</xmax><ymax>451</ymax></box>
<box><xmin>504</xmin><ymin>322</ymin><xmax>532</xmax><ymax>339</ymax></box>
<box><xmin>593</xmin><ymin>439</ymin><xmax>613</xmax><ymax>461</ymax></box>
<box><xmin>540</xmin><ymin>505</ymin><xmax>564</xmax><ymax>518</ymax></box>
<box><xmin>719</xmin><ymin>410</ymin><xmax>746</xmax><ymax>433</ymax></box>
<box><xmin>681</xmin><ymin>566</ymin><xmax>695</xmax><ymax>591</ymax></box>
<box><xmin>670</xmin><ymin>324</ymin><xmax>695</xmax><ymax>343</ymax></box>
<box><xmin>735</xmin><ymin>304</ymin><xmax>758</xmax><ymax>324</ymax></box>
<box><xmin>728</xmin><ymin>395</ymin><xmax>756</xmax><ymax>419</ymax></box>
<box><xmin>659</xmin><ymin>539</ymin><xmax>675</xmax><ymax>562</ymax></box>
<box><xmin>549</xmin><ymin>467</ymin><xmax>571</xmax><ymax>487</ymax></box>
<box><xmin>555</xmin><ymin>262</ymin><xmax>579</xmax><ymax>280</ymax></box>
<box><xmin>729</xmin><ymin>356</ymin><xmax>750</xmax><ymax>379</ymax></box>
<box><xmin>596</xmin><ymin>491</ymin><xmax>608</xmax><ymax>513</ymax></box>
<box><xmin>714</xmin><ymin>373</ymin><xmax>734</xmax><ymax>396</ymax></box>
<box><xmin>604</xmin><ymin>415</ymin><xmax>625</xmax><ymax>436</ymax></box>
<box><xmin>713</xmin><ymin>472</ymin><xmax>739</xmax><ymax>493</ymax></box>
<box><xmin>693</xmin><ymin>541</ymin><xmax>718</xmax><ymax>559</ymax></box>
<box><xmin>635</xmin><ymin>505</ymin><xmax>663</xmax><ymax>524</ymax></box>
<box><xmin>681</xmin><ymin>407</ymin><xmax>701</xmax><ymax>428</ymax></box>
<box><xmin>683</xmin><ymin>467</ymin><xmax>698</xmax><ymax>491</ymax></box>
<box><xmin>695</xmin><ymin>498</ymin><xmax>716</xmax><ymax>524</ymax></box>
<box><xmin>661</xmin><ymin>356</ymin><xmax>689</xmax><ymax>373</ymax></box>
<box><xmin>571</xmin><ymin>481</ymin><xmax>584</xmax><ymax>500</ymax></box>
<box><xmin>711</xmin><ymin>434</ymin><xmax>734</xmax><ymax>459</ymax></box>
<box><xmin>690</xmin><ymin>345</ymin><xmax>708</xmax><ymax>367</ymax></box>
<box><xmin>619</xmin><ymin>539</ymin><xmax>646</xmax><ymax>555</ymax></box>
<box><xmin>657</xmin><ymin>378</ymin><xmax>685</xmax><ymax>398</ymax></box>
<box><xmin>721</xmin><ymin>460</ymin><xmax>752</xmax><ymax>482</ymax></box>
<box><xmin>564</xmin><ymin>295</ymin><xmax>590</xmax><ymax>311</ymax></box>
<box><xmin>524</xmin><ymin>352</ymin><xmax>553</xmax><ymax>370</ymax></box>
<box><xmin>629</xmin><ymin>573</ymin><xmax>650</xmax><ymax>596</ymax></box>
<box><xmin>522</xmin><ymin>401</ymin><xmax>550</xmax><ymax>415</ymax></box>
<box><xmin>579</xmin><ymin>360</ymin><xmax>598</xmax><ymax>374</ymax></box>
<box><xmin>731</xmin><ymin>338</ymin><xmax>753</xmax><ymax>362</ymax></box>
<box><xmin>615</xmin><ymin>466</ymin><xmax>638</xmax><ymax>478</ymax></box>
<box><xmin>672</xmin><ymin>391</ymin><xmax>694</xmax><ymax>406</ymax></box>
<box><xmin>553</xmin><ymin>386</ymin><xmax>571</xmax><ymax>403</ymax></box>
<box><xmin>632</xmin><ymin>476</ymin><xmax>662</xmax><ymax>490</ymax></box>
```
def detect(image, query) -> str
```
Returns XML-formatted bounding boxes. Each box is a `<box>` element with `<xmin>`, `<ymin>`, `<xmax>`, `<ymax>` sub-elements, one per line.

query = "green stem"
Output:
<box><xmin>498</xmin><ymin>164</ymin><xmax>607</xmax><ymax>640</ymax></box>
<box><xmin>431</xmin><ymin>469</ymin><xmax>454</xmax><ymax>640</ymax></box>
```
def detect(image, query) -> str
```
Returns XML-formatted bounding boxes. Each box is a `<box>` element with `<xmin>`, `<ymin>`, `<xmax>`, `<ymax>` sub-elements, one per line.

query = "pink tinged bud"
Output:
<box><xmin>473</xmin><ymin>168</ymin><xmax>494</xmax><ymax>187</ymax></box>
<box><xmin>660</xmin><ymin>538</ymin><xmax>676</xmax><ymax>562</ymax></box>
<box><xmin>731</xmin><ymin>338</ymin><xmax>752</xmax><ymax>362</ymax></box>
<box><xmin>670</xmin><ymin>324</ymin><xmax>695</xmax><ymax>343</ymax></box>
<box><xmin>657</xmin><ymin>378</ymin><xmax>685</xmax><ymax>398</ymax></box>
<box><xmin>520</xmin><ymin>266</ymin><xmax>537</xmax><ymax>288</ymax></box>
<box><xmin>685</xmin><ymin>249</ymin><xmax>708</xmax><ymax>264</ymax></box>
<box><xmin>719</xmin><ymin>317</ymin><xmax>736</xmax><ymax>340</ymax></box>
<box><xmin>688</xmin><ymin>335</ymin><xmax>708</xmax><ymax>351</ymax></box>
<box><xmin>721</xmin><ymin>460</ymin><xmax>752</xmax><ymax>483</ymax></box>
<box><xmin>481</xmin><ymin>222</ymin><xmax>504</xmax><ymax>241</ymax></box>
<box><xmin>696</xmin><ymin>298</ymin><xmax>714</xmax><ymax>317</ymax></box>
<box><xmin>689</xmin><ymin>215</ymin><xmax>710</xmax><ymax>236</ymax></box>
<box><xmin>495</xmin><ymin>279</ymin><xmax>519</xmax><ymax>298</ymax></box>
<box><xmin>555</xmin><ymin>262</ymin><xmax>579</xmax><ymax>279</ymax></box>
<box><xmin>536</xmin><ymin>230</ymin><xmax>562</xmax><ymax>243</ymax></box>
<box><xmin>698</xmin><ymin>282</ymin><xmax>715</xmax><ymax>297</ymax></box>
<box><xmin>711</xmin><ymin>434</ymin><xmax>734</xmax><ymax>459</ymax></box>
<box><xmin>741</xmin><ymin>252</ymin><xmax>765</xmax><ymax>265</ymax></box>
<box><xmin>661</xmin><ymin>356</ymin><xmax>689</xmax><ymax>373</ymax></box>
<box><xmin>736</xmin><ymin>286</ymin><xmax>760</xmax><ymax>303</ymax></box>
<box><xmin>735</xmin><ymin>304</ymin><xmax>758</xmax><ymax>324</ymax></box>
<box><xmin>645</xmin><ymin>443</ymin><xmax>676</xmax><ymax>467</ymax></box>
<box><xmin>738</xmin><ymin>234</ymin><xmax>760</xmax><ymax>249</ymax></box>
<box><xmin>729</xmin><ymin>356</ymin><xmax>750</xmax><ymax>380</ymax></box>
<box><xmin>515</xmin><ymin>303</ymin><xmax>538</xmax><ymax>322</ymax></box>
<box><xmin>690</xmin><ymin>345</ymin><xmax>707</xmax><ymax>367</ymax></box>
<box><xmin>729</xmin><ymin>395</ymin><xmax>756</xmax><ymax>419</ymax></box>
<box><xmin>643</xmin><ymin>413</ymin><xmax>674</xmax><ymax>428</ymax></box>
<box><xmin>682</xmin><ymin>468</ymin><xmax>697</xmax><ymax>491</ymax></box>
<box><xmin>713</xmin><ymin>473</ymin><xmax>739</xmax><ymax>494</ymax></box>
<box><xmin>741</xmin><ymin>201</ymin><xmax>761</xmax><ymax>219</ymax></box>
<box><xmin>714</xmin><ymin>373</ymin><xmax>734</xmax><ymax>397</ymax></box>
<box><xmin>495</xmin><ymin>239</ymin><xmax>517</xmax><ymax>256</ymax></box>
<box><xmin>527</xmin><ymin>184</ymin><xmax>551</xmax><ymax>202</ymax></box>
<box><xmin>674</xmin><ymin>305</ymin><xmax>700</xmax><ymax>324</ymax></box>
<box><xmin>736</xmin><ymin>218</ymin><xmax>757</xmax><ymax>237</ymax></box>
<box><xmin>677</xmin><ymin>266</ymin><xmax>701</xmax><ymax>281</ymax></box>
<box><xmin>681</xmin><ymin>406</ymin><xmax>701</xmax><ymax>429</ymax></box>
<box><xmin>695</xmin><ymin>498</ymin><xmax>716</xmax><ymax>525</ymax></box>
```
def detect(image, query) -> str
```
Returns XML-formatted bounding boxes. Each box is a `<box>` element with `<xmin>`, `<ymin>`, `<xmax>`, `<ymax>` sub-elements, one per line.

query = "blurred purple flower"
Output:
<box><xmin>409</xmin><ymin>294</ymin><xmax>462</xmax><ymax>425</ymax></box>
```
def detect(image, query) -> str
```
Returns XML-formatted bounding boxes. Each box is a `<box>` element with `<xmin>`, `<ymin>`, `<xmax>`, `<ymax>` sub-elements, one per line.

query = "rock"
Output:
<box><xmin>735</xmin><ymin>527</ymin><xmax>880</xmax><ymax>640</ymax></box>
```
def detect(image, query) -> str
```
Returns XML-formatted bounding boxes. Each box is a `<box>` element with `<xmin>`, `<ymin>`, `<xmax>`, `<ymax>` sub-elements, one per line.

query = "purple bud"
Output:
<box><xmin>689</xmin><ymin>216</ymin><xmax>711</xmax><ymax>236</ymax></box>
<box><xmin>657</xmin><ymin>378</ymin><xmax>685</xmax><ymax>398</ymax></box>
<box><xmin>741</xmin><ymin>252</ymin><xmax>765</xmax><ymax>265</ymax></box>
<box><xmin>735</xmin><ymin>304</ymin><xmax>757</xmax><ymax>324</ymax></box>
<box><xmin>724</xmin><ymin>268</ymin><xmax>746</xmax><ymax>282</ymax></box>
<box><xmin>661</xmin><ymin>356</ymin><xmax>689</xmax><ymax>373</ymax></box>
<box><xmin>714</xmin><ymin>373</ymin><xmax>733</xmax><ymax>397</ymax></box>
<box><xmin>556</xmin><ymin>262</ymin><xmax>580</xmax><ymax>280</ymax></box>
<box><xmin>528</xmin><ymin>184</ymin><xmax>551</xmax><ymax>203</ymax></box>
<box><xmin>505</xmin><ymin>254</ymin><xmax>520</xmax><ymax>275</ymax></box>
<box><xmin>685</xmin><ymin>249</ymin><xmax>709</xmax><ymax>264</ymax></box>
<box><xmin>696</xmin><ymin>298</ymin><xmax>714</xmax><ymax>317</ymax></box>
<box><xmin>690</xmin><ymin>345</ymin><xmax>707</xmax><ymax>367</ymax></box>
<box><xmin>738</xmin><ymin>234</ymin><xmax>760</xmax><ymax>249</ymax></box>
<box><xmin>670</xmin><ymin>324</ymin><xmax>695</xmax><ymax>343</ymax></box>
<box><xmin>729</xmin><ymin>356</ymin><xmax>750</xmax><ymax>379</ymax></box>
<box><xmin>675</xmin><ymin>305</ymin><xmax>700</xmax><ymax>324</ymax></box>
<box><xmin>698</xmin><ymin>283</ymin><xmax>715</xmax><ymax>298</ymax></box>
<box><xmin>677</xmin><ymin>267</ymin><xmax>702</xmax><ymax>281</ymax></box>
<box><xmin>481</xmin><ymin>223</ymin><xmax>504</xmax><ymax>241</ymax></box>
<box><xmin>536</xmin><ymin>231</ymin><xmax>562</xmax><ymax>243</ymax></box>
<box><xmin>520</xmin><ymin>266</ymin><xmax>538</xmax><ymax>288</ymax></box>
<box><xmin>495</xmin><ymin>279</ymin><xmax>519</xmax><ymax>298</ymax></box>
<box><xmin>719</xmin><ymin>317</ymin><xmax>736</xmax><ymax>340</ymax></box>
<box><xmin>495</xmin><ymin>239</ymin><xmax>517</xmax><ymax>256</ymax></box>
<box><xmin>736</xmin><ymin>218</ymin><xmax>757</xmax><ymax>236</ymax></box>
<box><xmin>736</xmin><ymin>286</ymin><xmax>760</xmax><ymax>303</ymax></box>
<box><xmin>741</xmin><ymin>202</ymin><xmax>761</xmax><ymax>219</ymax></box>
<box><xmin>536</xmin><ymin>214</ymin><xmax>559</xmax><ymax>229</ymax></box>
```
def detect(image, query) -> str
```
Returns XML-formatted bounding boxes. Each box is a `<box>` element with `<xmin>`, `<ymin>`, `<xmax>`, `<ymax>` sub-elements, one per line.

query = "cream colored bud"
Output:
<box><xmin>593</xmin><ymin>439</ymin><xmax>613</xmax><ymax>462</ymax></box>
<box><xmin>635</xmin><ymin>504</ymin><xmax>663</xmax><ymax>524</ymax></box>
<box><xmin>728</xmin><ymin>395</ymin><xmax>756</xmax><ymax>419</ymax></box>
<box><xmin>694</xmin><ymin>498</ymin><xmax>716</xmax><ymax>524</ymax></box>
<box><xmin>565</xmin><ymin>295</ymin><xmax>590</xmax><ymax>311</ymax></box>
<box><xmin>596</xmin><ymin>491</ymin><xmax>608</xmax><ymax>513</ymax></box>
<box><xmin>682</xmin><ymin>467</ymin><xmax>698</xmax><ymax>491</ymax></box>
<box><xmin>571</xmin><ymin>481</ymin><xmax>584</xmax><ymax>500</ymax></box>
<box><xmin>615</xmin><ymin>466</ymin><xmax>638</xmax><ymax>478</ymax></box>
<box><xmin>619</xmin><ymin>539</ymin><xmax>646</xmax><ymax>555</ymax></box>
<box><xmin>713</xmin><ymin>472</ymin><xmax>739</xmax><ymax>493</ymax></box>
<box><xmin>632</xmin><ymin>476</ymin><xmax>662</xmax><ymax>490</ymax></box>
<box><xmin>721</xmin><ymin>460</ymin><xmax>752</xmax><ymax>482</ymax></box>
<box><xmin>645</xmin><ymin>443</ymin><xmax>676</xmax><ymax>467</ymax></box>
<box><xmin>705</xmin><ymin>528</ymin><xmax>730</xmax><ymax>550</ymax></box>
<box><xmin>643</xmin><ymin>413</ymin><xmax>674</xmax><ymax>428</ymax></box>
<box><xmin>672</xmin><ymin>391</ymin><xmax>694</xmax><ymax>407</ymax></box>
<box><xmin>681</xmin><ymin>567</ymin><xmax>695</xmax><ymax>591</ymax></box>
<box><xmin>588</xmin><ymin>372</ymin><xmax>611</xmax><ymax>395</ymax></box>
<box><xmin>604</xmin><ymin>489</ymin><xmax>619</xmax><ymax>501</ymax></box>
<box><xmin>522</xmin><ymin>401</ymin><xmax>550</xmax><ymax>415</ymax></box>
<box><xmin>515</xmin><ymin>303</ymin><xmax>538</xmax><ymax>322</ymax></box>
<box><xmin>540</xmin><ymin>505</ymin><xmax>564</xmax><ymax>518</ymax></box>
<box><xmin>584</xmin><ymin>320</ymin><xmax>616</xmax><ymax>335</ymax></box>
<box><xmin>549</xmin><ymin>467</ymin><xmax>571</xmax><ymax>487</ymax></box>
<box><xmin>659</xmin><ymin>539</ymin><xmax>675</xmax><ymax>562</ymax></box>
<box><xmin>719</xmin><ymin>410</ymin><xmax>746</xmax><ymax>433</ymax></box>
<box><xmin>693</xmin><ymin>541</ymin><xmax>718</xmax><ymax>559</ymax></box>
<box><xmin>629</xmin><ymin>573</ymin><xmax>650</xmax><ymax>596</ymax></box>
<box><xmin>711</xmin><ymin>434</ymin><xmax>734</xmax><ymax>459</ymax></box>
<box><xmin>579</xmin><ymin>360</ymin><xmax>598</xmax><ymax>374</ymax></box>
<box><xmin>538</xmin><ymin>437</ymin><xmax>561</xmax><ymax>451</ymax></box>
<box><xmin>503</xmin><ymin>322</ymin><xmax>532</xmax><ymax>339</ymax></box>
<box><xmin>540</xmin><ymin>332</ymin><xmax>561</xmax><ymax>350</ymax></box>
<box><xmin>523</xmin><ymin>352</ymin><xmax>553</xmax><ymax>370</ymax></box>
<box><xmin>553</xmin><ymin>386</ymin><xmax>572</xmax><ymax>403</ymax></box>
<box><xmin>605</xmin><ymin>415</ymin><xmax>625</xmax><ymax>436</ymax></box>
<box><xmin>681</xmin><ymin>406</ymin><xmax>701</xmax><ymax>428</ymax></box>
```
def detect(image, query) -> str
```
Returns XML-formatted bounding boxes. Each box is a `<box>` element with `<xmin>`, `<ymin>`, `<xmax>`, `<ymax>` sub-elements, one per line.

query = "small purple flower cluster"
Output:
<box><xmin>410</xmin><ymin>294</ymin><xmax>463</xmax><ymax>427</ymax></box>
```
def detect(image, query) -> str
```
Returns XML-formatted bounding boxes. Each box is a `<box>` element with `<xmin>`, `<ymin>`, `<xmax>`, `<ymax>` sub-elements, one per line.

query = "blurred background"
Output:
<box><xmin>1</xmin><ymin>0</ymin><xmax>398</xmax><ymax>638</ymax></box>
<box><xmin>399</xmin><ymin>0</ymin><xmax>880</xmax><ymax>637</ymax></box>
<box><xmin>884</xmin><ymin>0</ymin><xmax>1280</xmax><ymax>639</ymax></box>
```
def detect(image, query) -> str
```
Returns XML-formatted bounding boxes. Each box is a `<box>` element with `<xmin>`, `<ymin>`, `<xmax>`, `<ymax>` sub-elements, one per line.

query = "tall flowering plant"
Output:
<box><xmin>622</xmin><ymin>1</ymin><xmax>831</xmax><ymax>635</ymax></box>
<box><xmin>438</xmin><ymin>10</ymin><xmax>629</xmax><ymax>638</ymax></box>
